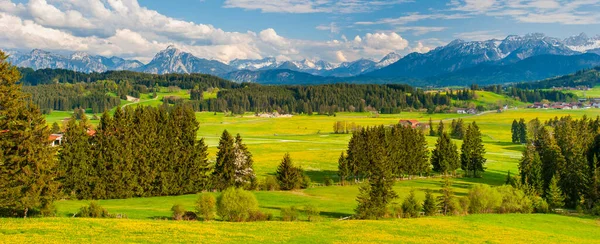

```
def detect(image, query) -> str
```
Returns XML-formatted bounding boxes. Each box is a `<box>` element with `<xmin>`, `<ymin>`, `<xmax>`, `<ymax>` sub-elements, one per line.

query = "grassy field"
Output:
<box><xmin>567</xmin><ymin>85</ymin><xmax>600</xmax><ymax>98</ymax></box>
<box><xmin>2</xmin><ymin>214</ymin><xmax>599</xmax><ymax>243</ymax></box>
<box><xmin>30</xmin><ymin>90</ymin><xmax>600</xmax><ymax>243</ymax></box>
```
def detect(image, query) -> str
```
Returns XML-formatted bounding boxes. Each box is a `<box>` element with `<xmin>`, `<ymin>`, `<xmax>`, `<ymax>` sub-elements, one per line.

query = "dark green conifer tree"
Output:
<box><xmin>460</xmin><ymin>122</ymin><xmax>486</xmax><ymax>177</ymax></box>
<box><xmin>337</xmin><ymin>152</ymin><xmax>349</xmax><ymax>185</ymax></box>
<box><xmin>511</xmin><ymin>119</ymin><xmax>520</xmax><ymax>144</ymax></box>
<box><xmin>422</xmin><ymin>189</ymin><xmax>438</xmax><ymax>216</ymax></box>
<box><xmin>0</xmin><ymin>51</ymin><xmax>60</xmax><ymax>217</ymax></box>
<box><xmin>276</xmin><ymin>153</ymin><xmax>302</xmax><ymax>190</ymax></box>
<box><xmin>431</xmin><ymin>131</ymin><xmax>459</xmax><ymax>175</ymax></box>
<box><xmin>213</xmin><ymin>130</ymin><xmax>236</xmax><ymax>191</ymax></box>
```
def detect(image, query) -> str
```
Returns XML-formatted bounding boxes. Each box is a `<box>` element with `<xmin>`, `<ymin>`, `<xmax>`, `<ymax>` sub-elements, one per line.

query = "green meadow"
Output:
<box><xmin>24</xmin><ymin>90</ymin><xmax>600</xmax><ymax>243</ymax></box>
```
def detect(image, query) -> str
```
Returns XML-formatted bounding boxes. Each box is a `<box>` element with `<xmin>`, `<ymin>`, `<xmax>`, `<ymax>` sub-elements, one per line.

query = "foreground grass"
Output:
<box><xmin>1</xmin><ymin>214</ymin><xmax>598</xmax><ymax>243</ymax></box>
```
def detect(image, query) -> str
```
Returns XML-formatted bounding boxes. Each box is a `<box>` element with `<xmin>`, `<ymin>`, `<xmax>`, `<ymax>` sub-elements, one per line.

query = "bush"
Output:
<box><xmin>195</xmin><ymin>194</ymin><xmax>216</xmax><ymax>221</ymax></box>
<box><xmin>171</xmin><ymin>204</ymin><xmax>186</xmax><ymax>221</ymax></box>
<box><xmin>182</xmin><ymin>211</ymin><xmax>198</xmax><ymax>221</ymax></box>
<box><xmin>78</xmin><ymin>201</ymin><xmax>110</xmax><ymax>218</ymax></box>
<box><xmin>217</xmin><ymin>188</ymin><xmax>259</xmax><ymax>222</ymax></box>
<box><xmin>324</xmin><ymin>176</ymin><xmax>334</xmax><ymax>186</ymax></box>
<box><xmin>459</xmin><ymin>197</ymin><xmax>470</xmax><ymax>215</ymax></box>
<box><xmin>248</xmin><ymin>210</ymin><xmax>271</xmax><ymax>221</ymax></box>
<box><xmin>468</xmin><ymin>184</ymin><xmax>501</xmax><ymax>214</ymax></box>
<box><xmin>40</xmin><ymin>203</ymin><xmax>57</xmax><ymax>217</ymax></box>
<box><xmin>260</xmin><ymin>176</ymin><xmax>280</xmax><ymax>191</ymax></box>
<box><xmin>591</xmin><ymin>204</ymin><xmax>600</xmax><ymax>216</ymax></box>
<box><xmin>304</xmin><ymin>204</ymin><xmax>320</xmax><ymax>222</ymax></box>
<box><xmin>390</xmin><ymin>203</ymin><xmax>403</xmax><ymax>218</ymax></box>
<box><xmin>532</xmin><ymin>196</ymin><xmax>549</xmax><ymax>213</ymax></box>
<box><xmin>496</xmin><ymin>185</ymin><xmax>532</xmax><ymax>214</ymax></box>
<box><xmin>301</xmin><ymin>174</ymin><xmax>311</xmax><ymax>189</ymax></box>
<box><xmin>281</xmin><ymin>206</ymin><xmax>300</xmax><ymax>221</ymax></box>
<box><xmin>402</xmin><ymin>190</ymin><xmax>421</xmax><ymax>218</ymax></box>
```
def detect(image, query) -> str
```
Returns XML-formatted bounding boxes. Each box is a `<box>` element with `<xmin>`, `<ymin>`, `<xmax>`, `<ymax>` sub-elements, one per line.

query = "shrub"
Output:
<box><xmin>171</xmin><ymin>204</ymin><xmax>186</xmax><ymax>221</ymax></box>
<box><xmin>458</xmin><ymin>197</ymin><xmax>470</xmax><ymax>215</ymax></box>
<box><xmin>300</xmin><ymin>174</ymin><xmax>311</xmax><ymax>189</ymax></box>
<box><xmin>422</xmin><ymin>190</ymin><xmax>438</xmax><ymax>216</ymax></box>
<box><xmin>260</xmin><ymin>176</ymin><xmax>280</xmax><ymax>191</ymax></box>
<box><xmin>468</xmin><ymin>184</ymin><xmax>501</xmax><ymax>214</ymax></box>
<box><xmin>304</xmin><ymin>204</ymin><xmax>320</xmax><ymax>222</ymax></box>
<box><xmin>496</xmin><ymin>185</ymin><xmax>532</xmax><ymax>214</ymax></box>
<box><xmin>323</xmin><ymin>176</ymin><xmax>334</xmax><ymax>186</ymax></box>
<box><xmin>390</xmin><ymin>203</ymin><xmax>403</xmax><ymax>219</ymax></box>
<box><xmin>402</xmin><ymin>190</ymin><xmax>421</xmax><ymax>218</ymax></box>
<box><xmin>40</xmin><ymin>203</ymin><xmax>57</xmax><ymax>217</ymax></box>
<box><xmin>195</xmin><ymin>194</ymin><xmax>216</xmax><ymax>221</ymax></box>
<box><xmin>182</xmin><ymin>211</ymin><xmax>198</xmax><ymax>221</ymax></box>
<box><xmin>248</xmin><ymin>210</ymin><xmax>270</xmax><ymax>221</ymax></box>
<box><xmin>217</xmin><ymin>188</ymin><xmax>259</xmax><ymax>222</ymax></box>
<box><xmin>281</xmin><ymin>206</ymin><xmax>299</xmax><ymax>221</ymax></box>
<box><xmin>591</xmin><ymin>204</ymin><xmax>600</xmax><ymax>216</ymax></box>
<box><xmin>78</xmin><ymin>201</ymin><xmax>110</xmax><ymax>218</ymax></box>
<box><xmin>532</xmin><ymin>196</ymin><xmax>549</xmax><ymax>213</ymax></box>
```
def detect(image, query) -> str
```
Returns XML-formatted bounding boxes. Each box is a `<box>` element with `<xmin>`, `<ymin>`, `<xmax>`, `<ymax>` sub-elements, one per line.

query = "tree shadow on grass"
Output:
<box><xmin>487</xmin><ymin>141</ymin><xmax>525</xmax><ymax>152</ymax></box>
<box><xmin>304</xmin><ymin>170</ymin><xmax>339</xmax><ymax>184</ymax></box>
<box><xmin>261</xmin><ymin>206</ymin><xmax>349</xmax><ymax>219</ymax></box>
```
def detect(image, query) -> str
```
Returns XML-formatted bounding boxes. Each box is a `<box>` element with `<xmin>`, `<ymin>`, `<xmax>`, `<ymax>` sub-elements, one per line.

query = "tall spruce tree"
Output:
<box><xmin>511</xmin><ymin>119</ymin><xmax>520</xmax><ymax>144</ymax></box>
<box><xmin>213</xmin><ymin>130</ymin><xmax>236</xmax><ymax>191</ymax></box>
<box><xmin>518</xmin><ymin>118</ymin><xmax>527</xmax><ymax>143</ymax></box>
<box><xmin>59</xmin><ymin>114</ymin><xmax>93</xmax><ymax>199</ymax></box>
<box><xmin>431</xmin><ymin>131</ymin><xmax>459</xmax><ymax>175</ymax></box>
<box><xmin>519</xmin><ymin>144</ymin><xmax>543</xmax><ymax>195</ymax></box>
<box><xmin>0</xmin><ymin>51</ymin><xmax>60</xmax><ymax>217</ymax></box>
<box><xmin>460</xmin><ymin>122</ymin><xmax>486</xmax><ymax>177</ymax></box>
<box><xmin>276</xmin><ymin>153</ymin><xmax>301</xmax><ymax>190</ymax></box>
<box><xmin>546</xmin><ymin>175</ymin><xmax>565</xmax><ymax>210</ymax></box>
<box><xmin>437</xmin><ymin>120</ymin><xmax>445</xmax><ymax>137</ymax></box>
<box><xmin>429</xmin><ymin>117</ymin><xmax>435</xmax><ymax>136</ymax></box>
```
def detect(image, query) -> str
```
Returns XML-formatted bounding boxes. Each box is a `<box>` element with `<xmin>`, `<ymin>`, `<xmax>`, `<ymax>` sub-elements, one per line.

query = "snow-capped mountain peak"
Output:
<box><xmin>376</xmin><ymin>52</ymin><xmax>401</xmax><ymax>68</ymax></box>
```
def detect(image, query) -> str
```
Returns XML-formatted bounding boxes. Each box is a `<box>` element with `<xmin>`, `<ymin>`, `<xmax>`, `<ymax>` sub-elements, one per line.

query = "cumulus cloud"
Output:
<box><xmin>0</xmin><ymin>0</ymin><xmax>415</xmax><ymax>64</ymax></box>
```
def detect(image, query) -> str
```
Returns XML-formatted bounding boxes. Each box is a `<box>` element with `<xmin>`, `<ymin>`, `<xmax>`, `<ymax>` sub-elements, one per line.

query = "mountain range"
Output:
<box><xmin>3</xmin><ymin>32</ymin><xmax>600</xmax><ymax>86</ymax></box>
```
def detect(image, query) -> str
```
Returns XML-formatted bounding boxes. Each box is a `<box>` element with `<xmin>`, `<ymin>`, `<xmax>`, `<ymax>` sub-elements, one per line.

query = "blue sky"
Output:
<box><xmin>1</xmin><ymin>0</ymin><xmax>600</xmax><ymax>63</ymax></box>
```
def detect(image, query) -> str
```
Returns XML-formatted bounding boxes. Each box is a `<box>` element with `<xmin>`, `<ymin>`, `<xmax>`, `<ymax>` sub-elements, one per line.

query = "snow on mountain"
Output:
<box><xmin>376</xmin><ymin>52</ymin><xmax>401</xmax><ymax>68</ymax></box>
<box><xmin>564</xmin><ymin>33</ymin><xmax>600</xmax><ymax>53</ymax></box>
<box><xmin>229</xmin><ymin>57</ymin><xmax>278</xmax><ymax>70</ymax></box>
<box><xmin>137</xmin><ymin>45</ymin><xmax>234</xmax><ymax>75</ymax></box>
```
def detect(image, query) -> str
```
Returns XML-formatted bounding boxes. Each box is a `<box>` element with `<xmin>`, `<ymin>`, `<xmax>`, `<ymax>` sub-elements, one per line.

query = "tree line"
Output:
<box><xmin>484</xmin><ymin>85</ymin><xmax>578</xmax><ymax>103</ymax></box>
<box><xmin>518</xmin><ymin>116</ymin><xmax>600</xmax><ymax>209</ymax></box>
<box><xmin>338</xmin><ymin>121</ymin><xmax>486</xmax><ymax>219</ymax></box>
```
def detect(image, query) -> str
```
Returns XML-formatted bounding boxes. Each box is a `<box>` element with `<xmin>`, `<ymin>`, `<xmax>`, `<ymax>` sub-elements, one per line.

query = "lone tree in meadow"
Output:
<box><xmin>276</xmin><ymin>153</ymin><xmax>303</xmax><ymax>190</ymax></box>
<box><xmin>0</xmin><ymin>51</ymin><xmax>60</xmax><ymax>217</ymax></box>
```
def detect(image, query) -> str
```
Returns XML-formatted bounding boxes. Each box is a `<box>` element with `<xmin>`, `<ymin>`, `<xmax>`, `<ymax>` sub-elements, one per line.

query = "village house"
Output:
<box><xmin>398</xmin><ymin>120</ymin><xmax>430</xmax><ymax>130</ymax></box>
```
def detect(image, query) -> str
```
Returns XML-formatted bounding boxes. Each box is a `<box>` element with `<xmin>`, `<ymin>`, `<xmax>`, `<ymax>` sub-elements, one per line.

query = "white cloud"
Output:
<box><xmin>454</xmin><ymin>30</ymin><xmax>506</xmax><ymax>41</ymax></box>
<box><xmin>394</xmin><ymin>26</ymin><xmax>447</xmax><ymax>35</ymax></box>
<box><xmin>450</xmin><ymin>0</ymin><xmax>600</xmax><ymax>25</ymax></box>
<box><xmin>316</xmin><ymin>22</ymin><xmax>339</xmax><ymax>34</ymax></box>
<box><xmin>0</xmin><ymin>0</ymin><xmax>416</xmax><ymax>64</ymax></box>
<box><xmin>223</xmin><ymin>0</ymin><xmax>410</xmax><ymax>14</ymax></box>
<box><xmin>335</xmin><ymin>50</ymin><xmax>347</xmax><ymax>62</ymax></box>
<box><xmin>410</xmin><ymin>42</ymin><xmax>432</xmax><ymax>53</ymax></box>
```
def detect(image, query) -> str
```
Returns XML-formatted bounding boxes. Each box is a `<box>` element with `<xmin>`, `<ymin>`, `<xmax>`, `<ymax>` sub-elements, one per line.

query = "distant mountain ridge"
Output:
<box><xmin>4</xmin><ymin>32</ymin><xmax>600</xmax><ymax>86</ymax></box>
